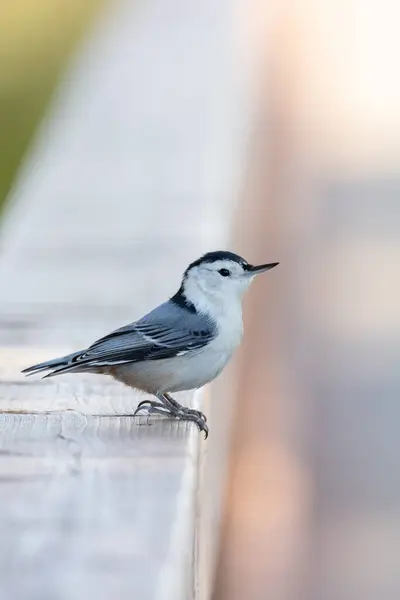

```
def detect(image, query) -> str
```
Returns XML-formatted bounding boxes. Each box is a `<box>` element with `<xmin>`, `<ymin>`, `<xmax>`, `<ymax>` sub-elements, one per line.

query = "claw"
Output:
<box><xmin>133</xmin><ymin>399</ymin><xmax>166</xmax><ymax>417</ymax></box>
<box><xmin>133</xmin><ymin>400</ymin><xmax>153</xmax><ymax>416</ymax></box>
<box><xmin>196</xmin><ymin>418</ymin><xmax>209</xmax><ymax>440</ymax></box>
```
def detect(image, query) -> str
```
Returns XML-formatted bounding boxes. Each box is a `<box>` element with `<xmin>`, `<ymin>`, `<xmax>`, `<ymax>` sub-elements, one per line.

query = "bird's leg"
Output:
<box><xmin>163</xmin><ymin>392</ymin><xmax>207</xmax><ymax>423</ymax></box>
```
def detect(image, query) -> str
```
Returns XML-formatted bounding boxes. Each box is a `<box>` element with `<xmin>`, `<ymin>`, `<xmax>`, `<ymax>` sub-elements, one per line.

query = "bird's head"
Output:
<box><xmin>173</xmin><ymin>251</ymin><xmax>278</xmax><ymax>315</ymax></box>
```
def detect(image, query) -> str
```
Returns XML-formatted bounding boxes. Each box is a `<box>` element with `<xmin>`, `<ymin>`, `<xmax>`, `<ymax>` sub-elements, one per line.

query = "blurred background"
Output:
<box><xmin>0</xmin><ymin>1</ymin><xmax>101</xmax><ymax>211</ymax></box>
<box><xmin>0</xmin><ymin>1</ymin><xmax>399</xmax><ymax>600</ymax></box>
<box><xmin>214</xmin><ymin>2</ymin><xmax>400</xmax><ymax>600</ymax></box>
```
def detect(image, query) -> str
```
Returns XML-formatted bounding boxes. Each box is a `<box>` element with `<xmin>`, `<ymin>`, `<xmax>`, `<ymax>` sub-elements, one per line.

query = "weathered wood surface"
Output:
<box><xmin>0</xmin><ymin>0</ymin><xmax>244</xmax><ymax>598</ymax></box>
<box><xmin>0</xmin><ymin>412</ymin><xmax>199</xmax><ymax>600</ymax></box>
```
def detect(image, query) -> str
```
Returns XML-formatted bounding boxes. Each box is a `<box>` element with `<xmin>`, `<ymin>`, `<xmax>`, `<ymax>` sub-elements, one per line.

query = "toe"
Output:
<box><xmin>183</xmin><ymin>408</ymin><xmax>207</xmax><ymax>422</ymax></box>
<box><xmin>196</xmin><ymin>410</ymin><xmax>207</xmax><ymax>423</ymax></box>
<box><xmin>200</xmin><ymin>421</ymin><xmax>209</xmax><ymax>440</ymax></box>
<box><xmin>133</xmin><ymin>400</ymin><xmax>156</xmax><ymax>416</ymax></box>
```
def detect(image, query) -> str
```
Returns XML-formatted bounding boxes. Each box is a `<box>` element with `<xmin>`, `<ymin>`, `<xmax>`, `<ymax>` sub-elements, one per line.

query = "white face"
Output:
<box><xmin>183</xmin><ymin>259</ymin><xmax>255</xmax><ymax>309</ymax></box>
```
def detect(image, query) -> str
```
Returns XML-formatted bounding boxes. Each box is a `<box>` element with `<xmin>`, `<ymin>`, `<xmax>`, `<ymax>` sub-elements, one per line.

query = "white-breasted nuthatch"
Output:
<box><xmin>23</xmin><ymin>251</ymin><xmax>278</xmax><ymax>438</ymax></box>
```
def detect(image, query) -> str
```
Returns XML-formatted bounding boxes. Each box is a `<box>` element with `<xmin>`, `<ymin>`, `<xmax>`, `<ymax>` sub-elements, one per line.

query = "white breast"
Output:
<box><xmin>177</xmin><ymin>298</ymin><xmax>244</xmax><ymax>390</ymax></box>
<box><xmin>164</xmin><ymin>309</ymin><xmax>242</xmax><ymax>392</ymax></box>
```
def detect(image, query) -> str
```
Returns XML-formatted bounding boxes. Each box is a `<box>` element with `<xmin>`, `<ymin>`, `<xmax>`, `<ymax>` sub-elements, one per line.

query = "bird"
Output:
<box><xmin>22</xmin><ymin>251</ymin><xmax>278</xmax><ymax>438</ymax></box>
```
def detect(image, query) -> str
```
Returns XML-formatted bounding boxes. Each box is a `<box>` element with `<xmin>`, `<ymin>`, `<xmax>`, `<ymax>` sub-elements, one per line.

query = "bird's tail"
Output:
<box><xmin>21</xmin><ymin>350</ymin><xmax>86</xmax><ymax>378</ymax></box>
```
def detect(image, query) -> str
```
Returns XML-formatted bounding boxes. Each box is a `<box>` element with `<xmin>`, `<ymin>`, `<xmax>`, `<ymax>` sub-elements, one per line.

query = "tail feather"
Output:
<box><xmin>22</xmin><ymin>351</ymin><xmax>84</xmax><ymax>377</ymax></box>
<box><xmin>41</xmin><ymin>362</ymin><xmax>95</xmax><ymax>379</ymax></box>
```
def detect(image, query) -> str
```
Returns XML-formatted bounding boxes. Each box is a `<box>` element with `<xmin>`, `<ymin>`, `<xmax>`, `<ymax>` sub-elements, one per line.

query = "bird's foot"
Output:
<box><xmin>162</xmin><ymin>393</ymin><xmax>207</xmax><ymax>423</ymax></box>
<box><xmin>162</xmin><ymin>394</ymin><xmax>208</xmax><ymax>437</ymax></box>
<box><xmin>134</xmin><ymin>400</ymin><xmax>208</xmax><ymax>439</ymax></box>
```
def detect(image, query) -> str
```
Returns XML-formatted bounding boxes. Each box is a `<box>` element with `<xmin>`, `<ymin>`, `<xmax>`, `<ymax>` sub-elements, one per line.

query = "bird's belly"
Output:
<box><xmin>110</xmin><ymin>345</ymin><xmax>235</xmax><ymax>394</ymax></box>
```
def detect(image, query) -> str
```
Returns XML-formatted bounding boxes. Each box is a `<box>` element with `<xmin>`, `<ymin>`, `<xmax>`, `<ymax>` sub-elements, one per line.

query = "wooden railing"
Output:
<box><xmin>0</xmin><ymin>2</ymin><xmax>244</xmax><ymax>598</ymax></box>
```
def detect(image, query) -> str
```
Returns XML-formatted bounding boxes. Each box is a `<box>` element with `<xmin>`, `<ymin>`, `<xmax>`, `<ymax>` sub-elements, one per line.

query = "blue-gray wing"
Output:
<box><xmin>71</xmin><ymin>301</ymin><xmax>216</xmax><ymax>367</ymax></box>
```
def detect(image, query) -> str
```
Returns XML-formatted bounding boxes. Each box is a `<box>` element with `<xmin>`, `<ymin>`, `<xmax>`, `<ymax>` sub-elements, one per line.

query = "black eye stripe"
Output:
<box><xmin>218</xmin><ymin>268</ymin><xmax>231</xmax><ymax>277</ymax></box>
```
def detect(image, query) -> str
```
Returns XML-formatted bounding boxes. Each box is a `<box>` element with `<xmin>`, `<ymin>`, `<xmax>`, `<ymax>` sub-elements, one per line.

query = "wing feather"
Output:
<box><xmin>70</xmin><ymin>306</ymin><xmax>215</xmax><ymax>367</ymax></box>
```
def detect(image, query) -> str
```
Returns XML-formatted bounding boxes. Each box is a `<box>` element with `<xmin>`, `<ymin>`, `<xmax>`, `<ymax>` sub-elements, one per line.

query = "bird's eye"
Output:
<box><xmin>218</xmin><ymin>268</ymin><xmax>231</xmax><ymax>277</ymax></box>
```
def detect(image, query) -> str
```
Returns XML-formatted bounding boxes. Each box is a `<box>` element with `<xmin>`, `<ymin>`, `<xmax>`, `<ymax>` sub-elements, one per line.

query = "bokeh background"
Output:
<box><xmin>0</xmin><ymin>1</ymin><xmax>100</xmax><ymax>211</ymax></box>
<box><xmin>214</xmin><ymin>2</ymin><xmax>400</xmax><ymax>600</ymax></box>
<box><xmin>1</xmin><ymin>1</ymin><xmax>399</xmax><ymax>600</ymax></box>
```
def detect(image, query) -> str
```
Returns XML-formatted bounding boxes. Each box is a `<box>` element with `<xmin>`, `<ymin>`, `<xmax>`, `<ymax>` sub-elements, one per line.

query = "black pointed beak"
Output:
<box><xmin>247</xmin><ymin>262</ymin><xmax>279</xmax><ymax>274</ymax></box>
